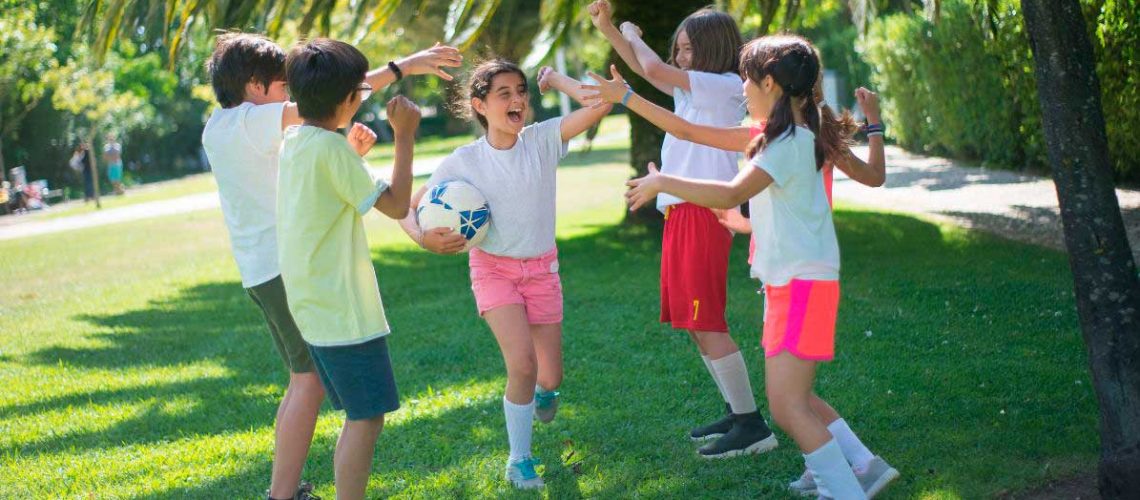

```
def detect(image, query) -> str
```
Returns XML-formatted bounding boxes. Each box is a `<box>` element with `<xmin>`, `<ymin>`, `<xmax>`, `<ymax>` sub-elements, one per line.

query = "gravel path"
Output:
<box><xmin>834</xmin><ymin>145</ymin><xmax>1140</xmax><ymax>264</ymax></box>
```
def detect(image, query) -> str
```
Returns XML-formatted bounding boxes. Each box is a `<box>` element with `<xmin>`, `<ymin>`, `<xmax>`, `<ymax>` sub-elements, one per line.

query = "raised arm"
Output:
<box><xmin>623</xmin><ymin>23</ymin><xmax>690</xmax><ymax>94</ymax></box>
<box><xmin>582</xmin><ymin>66</ymin><xmax>750</xmax><ymax>152</ymax></box>
<box><xmin>832</xmin><ymin>88</ymin><xmax>885</xmax><ymax>187</ymax></box>
<box><xmin>282</xmin><ymin>43</ymin><xmax>462</xmax><ymax>129</ymax></box>
<box><xmin>538</xmin><ymin>67</ymin><xmax>613</xmax><ymax>142</ymax></box>
<box><xmin>587</xmin><ymin>0</ymin><xmax>671</xmax><ymax>95</ymax></box>
<box><xmin>372</xmin><ymin>96</ymin><xmax>420</xmax><ymax>219</ymax></box>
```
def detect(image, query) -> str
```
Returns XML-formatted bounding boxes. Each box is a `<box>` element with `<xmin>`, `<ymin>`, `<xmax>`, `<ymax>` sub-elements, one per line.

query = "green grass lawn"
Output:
<box><xmin>0</xmin><ymin>140</ymin><xmax>1096</xmax><ymax>498</ymax></box>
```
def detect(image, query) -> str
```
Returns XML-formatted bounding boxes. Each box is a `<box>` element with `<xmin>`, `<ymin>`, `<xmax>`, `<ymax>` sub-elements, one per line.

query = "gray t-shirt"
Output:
<box><xmin>427</xmin><ymin>117</ymin><xmax>567</xmax><ymax>258</ymax></box>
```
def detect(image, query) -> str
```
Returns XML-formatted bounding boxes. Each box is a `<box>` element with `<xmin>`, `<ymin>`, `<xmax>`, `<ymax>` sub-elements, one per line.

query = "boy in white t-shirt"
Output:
<box><xmin>201</xmin><ymin>32</ymin><xmax>460</xmax><ymax>500</ymax></box>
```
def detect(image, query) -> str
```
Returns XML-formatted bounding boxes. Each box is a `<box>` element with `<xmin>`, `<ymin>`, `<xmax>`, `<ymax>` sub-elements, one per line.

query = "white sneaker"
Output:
<box><xmin>788</xmin><ymin>468</ymin><xmax>818</xmax><ymax>497</ymax></box>
<box><xmin>504</xmin><ymin>456</ymin><xmax>544</xmax><ymax>489</ymax></box>
<box><xmin>857</xmin><ymin>457</ymin><xmax>899</xmax><ymax>498</ymax></box>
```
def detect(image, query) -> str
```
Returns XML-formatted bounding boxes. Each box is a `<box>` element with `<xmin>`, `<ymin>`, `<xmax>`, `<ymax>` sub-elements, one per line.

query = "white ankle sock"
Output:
<box><xmin>503</xmin><ymin>396</ymin><xmax>534</xmax><ymax>461</ymax></box>
<box><xmin>827</xmin><ymin>419</ymin><xmax>875</xmax><ymax>473</ymax></box>
<box><xmin>710</xmin><ymin>351</ymin><xmax>758</xmax><ymax>414</ymax></box>
<box><xmin>804</xmin><ymin>439</ymin><xmax>866</xmax><ymax>500</ymax></box>
<box><xmin>700</xmin><ymin>354</ymin><xmax>730</xmax><ymax>405</ymax></box>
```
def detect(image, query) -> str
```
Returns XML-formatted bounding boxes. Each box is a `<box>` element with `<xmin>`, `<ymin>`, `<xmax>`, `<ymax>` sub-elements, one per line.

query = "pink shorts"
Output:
<box><xmin>469</xmin><ymin>247</ymin><xmax>563</xmax><ymax>324</ymax></box>
<box><xmin>762</xmin><ymin>279</ymin><xmax>840</xmax><ymax>361</ymax></box>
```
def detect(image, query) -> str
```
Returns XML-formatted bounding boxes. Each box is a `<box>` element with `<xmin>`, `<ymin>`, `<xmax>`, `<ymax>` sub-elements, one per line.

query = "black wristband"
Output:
<box><xmin>388</xmin><ymin>61</ymin><xmax>403</xmax><ymax>81</ymax></box>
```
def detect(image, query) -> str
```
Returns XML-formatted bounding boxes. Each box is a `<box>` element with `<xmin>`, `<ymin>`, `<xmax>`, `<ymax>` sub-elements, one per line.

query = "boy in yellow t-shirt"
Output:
<box><xmin>276</xmin><ymin>38</ymin><xmax>420</xmax><ymax>500</ymax></box>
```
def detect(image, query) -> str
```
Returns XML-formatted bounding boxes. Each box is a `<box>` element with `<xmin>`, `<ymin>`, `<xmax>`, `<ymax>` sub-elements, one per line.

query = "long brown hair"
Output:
<box><xmin>448</xmin><ymin>58</ymin><xmax>527</xmax><ymax>130</ymax></box>
<box><xmin>669</xmin><ymin>8</ymin><xmax>743</xmax><ymax>74</ymax></box>
<box><xmin>741</xmin><ymin>35</ymin><xmax>833</xmax><ymax>171</ymax></box>
<box><xmin>813</xmin><ymin>47</ymin><xmax>858</xmax><ymax>165</ymax></box>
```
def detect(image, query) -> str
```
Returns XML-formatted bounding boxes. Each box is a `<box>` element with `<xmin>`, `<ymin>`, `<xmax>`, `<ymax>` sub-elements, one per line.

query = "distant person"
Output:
<box><xmin>103</xmin><ymin>135</ymin><xmax>125</xmax><ymax>195</ymax></box>
<box><xmin>69</xmin><ymin>144</ymin><xmax>94</xmax><ymax>202</ymax></box>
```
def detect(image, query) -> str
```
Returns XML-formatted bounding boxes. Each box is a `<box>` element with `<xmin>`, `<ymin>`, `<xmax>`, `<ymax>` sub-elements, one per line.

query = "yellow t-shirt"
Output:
<box><xmin>277</xmin><ymin>125</ymin><xmax>390</xmax><ymax>346</ymax></box>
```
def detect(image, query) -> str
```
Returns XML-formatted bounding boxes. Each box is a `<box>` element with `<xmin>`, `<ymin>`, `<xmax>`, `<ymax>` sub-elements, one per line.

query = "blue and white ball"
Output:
<box><xmin>416</xmin><ymin>180</ymin><xmax>491</xmax><ymax>251</ymax></box>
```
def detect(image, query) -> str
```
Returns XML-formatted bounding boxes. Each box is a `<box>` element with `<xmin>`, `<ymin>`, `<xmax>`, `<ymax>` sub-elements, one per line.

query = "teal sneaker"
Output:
<box><xmin>505</xmin><ymin>456</ymin><xmax>544</xmax><ymax>489</ymax></box>
<box><xmin>534</xmin><ymin>387</ymin><xmax>560</xmax><ymax>424</ymax></box>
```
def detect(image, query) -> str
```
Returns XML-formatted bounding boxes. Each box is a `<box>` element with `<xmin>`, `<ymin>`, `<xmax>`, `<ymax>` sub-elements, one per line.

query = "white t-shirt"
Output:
<box><xmin>426</xmin><ymin>117</ymin><xmax>568</xmax><ymax>259</ymax></box>
<box><xmin>201</xmin><ymin>101</ymin><xmax>286</xmax><ymax>288</ymax></box>
<box><xmin>749</xmin><ymin>126</ymin><xmax>840</xmax><ymax>286</ymax></box>
<box><xmin>658</xmin><ymin>71</ymin><xmax>746</xmax><ymax>211</ymax></box>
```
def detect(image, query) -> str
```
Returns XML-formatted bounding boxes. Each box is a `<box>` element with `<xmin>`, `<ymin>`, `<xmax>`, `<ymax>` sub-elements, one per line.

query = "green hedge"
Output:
<box><xmin>862</xmin><ymin>0</ymin><xmax>1138</xmax><ymax>180</ymax></box>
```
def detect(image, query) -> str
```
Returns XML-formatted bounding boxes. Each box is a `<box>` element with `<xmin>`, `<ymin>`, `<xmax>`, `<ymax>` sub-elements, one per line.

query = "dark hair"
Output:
<box><xmin>812</xmin><ymin>48</ymin><xmax>858</xmax><ymax>165</ymax></box>
<box><xmin>450</xmin><ymin>58</ymin><xmax>528</xmax><ymax>130</ymax></box>
<box><xmin>205</xmin><ymin>32</ymin><xmax>286</xmax><ymax>108</ymax></box>
<box><xmin>669</xmin><ymin>8</ymin><xmax>743</xmax><ymax>74</ymax></box>
<box><xmin>285</xmin><ymin>38</ymin><xmax>369</xmax><ymax>122</ymax></box>
<box><xmin>740</xmin><ymin>35</ymin><xmax>829</xmax><ymax>170</ymax></box>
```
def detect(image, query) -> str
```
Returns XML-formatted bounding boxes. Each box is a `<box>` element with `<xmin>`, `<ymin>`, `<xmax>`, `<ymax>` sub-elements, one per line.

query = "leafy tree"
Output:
<box><xmin>0</xmin><ymin>11</ymin><xmax>63</xmax><ymax>182</ymax></box>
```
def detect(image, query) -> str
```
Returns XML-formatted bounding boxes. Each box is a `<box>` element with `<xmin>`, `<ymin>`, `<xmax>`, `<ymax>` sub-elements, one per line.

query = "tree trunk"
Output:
<box><xmin>613</xmin><ymin>0</ymin><xmax>708</xmax><ymax>226</ymax></box>
<box><xmin>1021</xmin><ymin>1</ymin><xmax>1140</xmax><ymax>497</ymax></box>
<box><xmin>0</xmin><ymin>136</ymin><xmax>6</xmax><ymax>184</ymax></box>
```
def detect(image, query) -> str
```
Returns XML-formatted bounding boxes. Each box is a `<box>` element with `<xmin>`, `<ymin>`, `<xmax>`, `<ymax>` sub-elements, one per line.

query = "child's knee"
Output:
<box><xmin>507</xmin><ymin>356</ymin><xmax>538</xmax><ymax>383</ymax></box>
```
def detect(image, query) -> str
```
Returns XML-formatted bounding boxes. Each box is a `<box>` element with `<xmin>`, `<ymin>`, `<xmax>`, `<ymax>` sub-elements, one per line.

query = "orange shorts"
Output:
<box><xmin>762</xmin><ymin>279</ymin><xmax>840</xmax><ymax>361</ymax></box>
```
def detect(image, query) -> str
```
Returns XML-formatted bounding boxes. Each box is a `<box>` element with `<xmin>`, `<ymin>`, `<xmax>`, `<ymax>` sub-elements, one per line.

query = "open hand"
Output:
<box><xmin>347</xmin><ymin>122</ymin><xmax>377</xmax><ymax>157</ymax></box>
<box><xmin>398</xmin><ymin>42</ymin><xmax>463</xmax><ymax>81</ymax></box>
<box><xmin>421</xmin><ymin>227</ymin><xmax>468</xmax><ymax>254</ymax></box>
<box><xmin>625</xmin><ymin>161</ymin><xmax>663</xmax><ymax>211</ymax></box>
<box><xmin>581</xmin><ymin>65</ymin><xmax>628</xmax><ymax>108</ymax></box>
<box><xmin>713</xmin><ymin>207</ymin><xmax>751</xmax><ymax>234</ymax></box>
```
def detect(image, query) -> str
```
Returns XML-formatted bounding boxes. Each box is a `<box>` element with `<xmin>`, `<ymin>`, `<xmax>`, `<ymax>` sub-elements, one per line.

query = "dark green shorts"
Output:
<box><xmin>247</xmin><ymin>275</ymin><xmax>315</xmax><ymax>373</ymax></box>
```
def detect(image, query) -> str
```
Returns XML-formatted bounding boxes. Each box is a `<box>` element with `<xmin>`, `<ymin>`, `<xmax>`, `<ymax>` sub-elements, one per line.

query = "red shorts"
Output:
<box><xmin>660</xmin><ymin>203</ymin><xmax>732</xmax><ymax>332</ymax></box>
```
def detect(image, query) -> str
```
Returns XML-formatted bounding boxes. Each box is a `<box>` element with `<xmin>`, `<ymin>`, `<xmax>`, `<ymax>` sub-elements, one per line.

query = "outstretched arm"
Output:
<box><xmin>587</xmin><ymin>0</ymin><xmax>670</xmax><ymax>95</ymax></box>
<box><xmin>582</xmin><ymin>66</ymin><xmax>750</xmax><ymax>152</ymax></box>
<box><xmin>538</xmin><ymin>67</ymin><xmax>613</xmax><ymax>142</ymax></box>
<box><xmin>626</xmin><ymin>161</ymin><xmax>772</xmax><ymax>211</ymax></box>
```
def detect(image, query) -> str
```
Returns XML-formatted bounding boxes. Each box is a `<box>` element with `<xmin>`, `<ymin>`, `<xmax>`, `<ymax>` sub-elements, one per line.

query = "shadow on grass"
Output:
<box><xmin>10</xmin><ymin>209</ymin><xmax>1097</xmax><ymax>498</ymax></box>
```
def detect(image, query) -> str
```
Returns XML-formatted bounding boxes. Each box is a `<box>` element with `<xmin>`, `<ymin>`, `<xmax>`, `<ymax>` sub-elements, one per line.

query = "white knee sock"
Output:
<box><xmin>710</xmin><ymin>351</ymin><xmax>758</xmax><ymax>414</ymax></box>
<box><xmin>503</xmin><ymin>396</ymin><xmax>534</xmax><ymax>461</ymax></box>
<box><xmin>827</xmin><ymin>419</ymin><xmax>876</xmax><ymax>473</ymax></box>
<box><xmin>701</xmin><ymin>355</ymin><xmax>730</xmax><ymax>404</ymax></box>
<box><xmin>804</xmin><ymin>439</ymin><xmax>865</xmax><ymax>500</ymax></box>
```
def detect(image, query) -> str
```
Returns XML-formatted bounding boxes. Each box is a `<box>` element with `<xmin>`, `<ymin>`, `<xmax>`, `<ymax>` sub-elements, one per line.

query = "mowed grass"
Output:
<box><xmin>0</xmin><ymin>139</ymin><xmax>1096</xmax><ymax>498</ymax></box>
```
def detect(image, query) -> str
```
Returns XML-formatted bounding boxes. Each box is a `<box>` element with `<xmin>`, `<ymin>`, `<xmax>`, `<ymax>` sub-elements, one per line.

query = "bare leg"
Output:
<box><xmin>531</xmin><ymin>323</ymin><xmax>562</xmax><ymax>392</ymax></box>
<box><xmin>268</xmin><ymin>372</ymin><xmax>325</xmax><ymax>499</ymax></box>
<box><xmin>333</xmin><ymin>414</ymin><xmax>385</xmax><ymax>500</ymax></box>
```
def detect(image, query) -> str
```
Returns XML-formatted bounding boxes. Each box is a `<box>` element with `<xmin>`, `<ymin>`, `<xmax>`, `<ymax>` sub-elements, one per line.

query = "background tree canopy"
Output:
<box><xmin>0</xmin><ymin>0</ymin><xmax>1136</xmax><ymax>201</ymax></box>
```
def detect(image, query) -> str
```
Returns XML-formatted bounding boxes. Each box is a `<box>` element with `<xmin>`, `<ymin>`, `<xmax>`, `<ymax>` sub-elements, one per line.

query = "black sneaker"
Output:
<box><xmin>698</xmin><ymin>411</ymin><xmax>778</xmax><ymax>459</ymax></box>
<box><xmin>689</xmin><ymin>403</ymin><xmax>734</xmax><ymax>441</ymax></box>
<box><xmin>265</xmin><ymin>482</ymin><xmax>322</xmax><ymax>500</ymax></box>
<box><xmin>295</xmin><ymin>482</ymin><xmax>321</xmax><ymax>500</ymax></box>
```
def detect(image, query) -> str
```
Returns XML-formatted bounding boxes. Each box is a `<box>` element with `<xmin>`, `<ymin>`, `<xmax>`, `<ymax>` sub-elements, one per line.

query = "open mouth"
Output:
<box><xmin>507</xmin><ymin>107</ymin><xmax>524</xmax><ymax>125</ymax></box>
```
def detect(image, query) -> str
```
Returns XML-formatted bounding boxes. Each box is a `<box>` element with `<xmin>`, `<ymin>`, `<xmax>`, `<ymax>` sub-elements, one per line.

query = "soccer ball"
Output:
<box><xmin>416</xmin><ymin>180</ymin><xmax>491</xmax><ymax>251</ymax></box>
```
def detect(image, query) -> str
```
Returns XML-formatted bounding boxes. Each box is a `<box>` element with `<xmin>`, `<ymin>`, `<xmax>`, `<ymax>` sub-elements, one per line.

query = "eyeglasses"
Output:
<box><xmin>357</xmin><ymin>83</ymin><xmax>373</xmax><ymax>102</ymax></box>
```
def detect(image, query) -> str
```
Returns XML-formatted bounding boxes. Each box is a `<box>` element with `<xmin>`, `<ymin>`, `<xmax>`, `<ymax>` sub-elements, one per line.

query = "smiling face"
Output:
<box><xmin>674</xmin><ymin>29</ymin><xmax>693</xmax><ymax>70</ymax></box>
<box><xmin>472</xmin><ymin>71</ymin><xmax>529</xmax><ymax>137</ymax></box>
<box><xmin>743</xmin><ymin>74</ymin><xmax>779</xmax><ymax>122</ymax></box>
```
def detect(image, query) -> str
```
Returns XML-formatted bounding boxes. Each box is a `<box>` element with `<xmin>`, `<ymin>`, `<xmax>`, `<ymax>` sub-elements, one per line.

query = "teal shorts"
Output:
<box><xmin>246</xmin><ymin>275</ymin><xmax>315</xmax><ymax>373</ymax></box>
<box><xmin>107</xmin><ymin>162</ymin><xmax>123</xmax><ymax>183</ymax></box>
<box><xmin>309</xmin><ymin>336</ymin><xmax>401</xmax><ymax>421</ymax></box>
